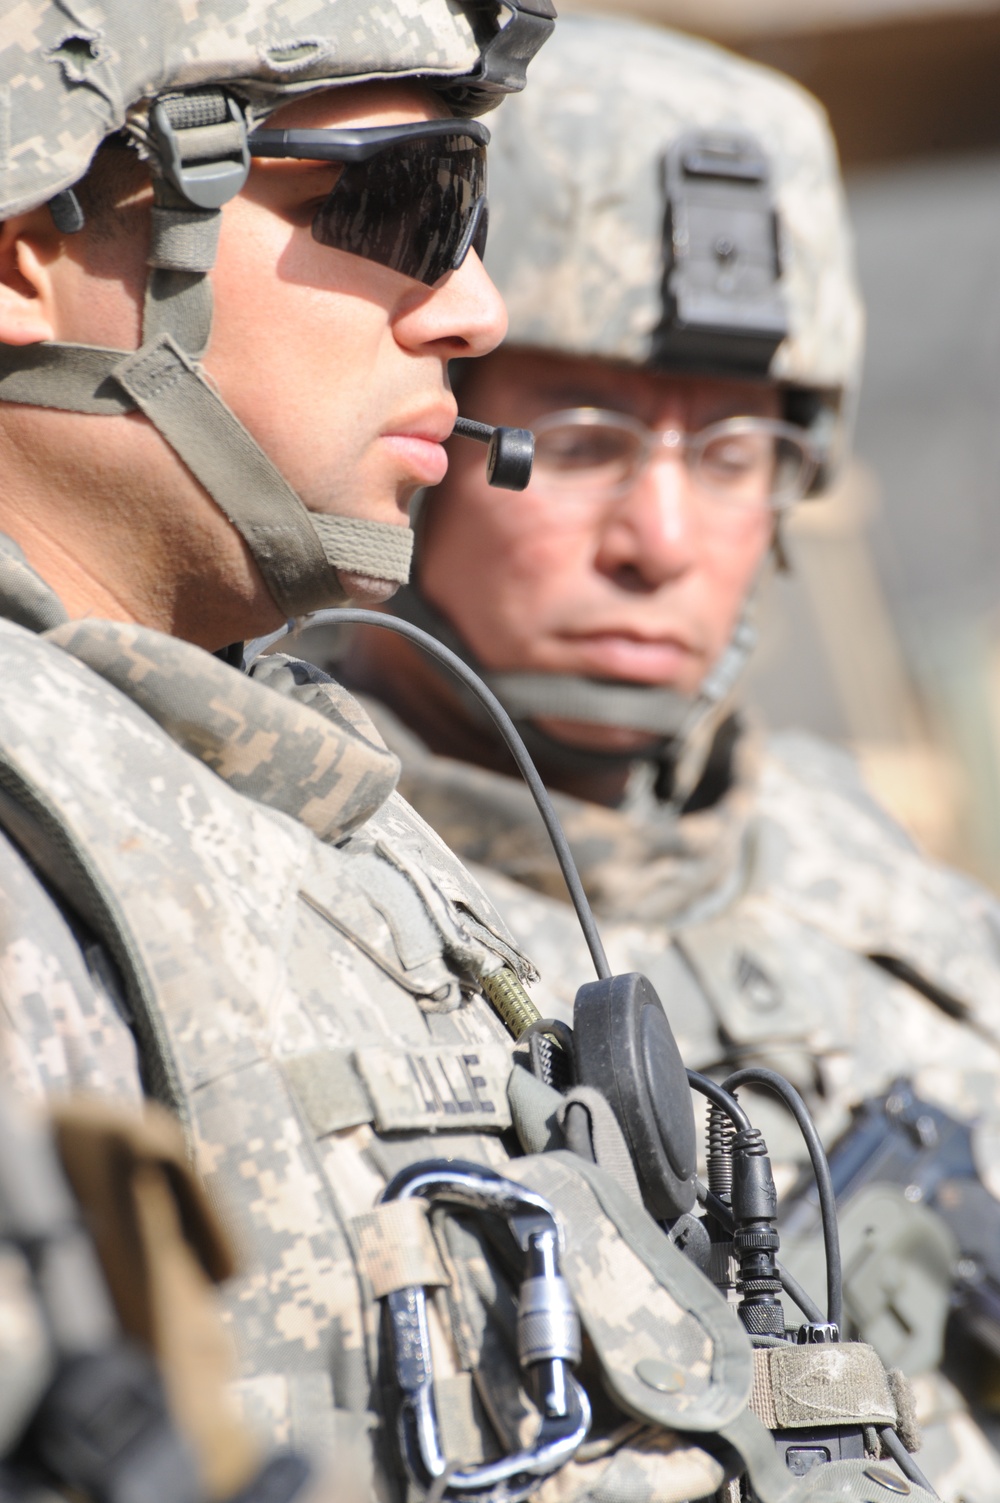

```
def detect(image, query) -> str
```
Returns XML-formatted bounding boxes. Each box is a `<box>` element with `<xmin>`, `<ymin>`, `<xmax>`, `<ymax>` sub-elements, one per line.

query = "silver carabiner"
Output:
<box><xmin>379</xmin><ymin>1159</ymin><xmax>591</xmax><ymax>1502</ymax></box>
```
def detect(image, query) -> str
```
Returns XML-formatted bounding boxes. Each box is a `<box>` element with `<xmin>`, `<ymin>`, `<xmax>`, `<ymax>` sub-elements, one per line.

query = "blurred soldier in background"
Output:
<box><xmin>0</xmin><ymin>3</ymin><xmax>924</xmax><ymax>1501</ymax></box>
<box><xmin>337</xmin><ymin>15</ymin><xmax>1000</xmax><ymax>1499</ymax></box>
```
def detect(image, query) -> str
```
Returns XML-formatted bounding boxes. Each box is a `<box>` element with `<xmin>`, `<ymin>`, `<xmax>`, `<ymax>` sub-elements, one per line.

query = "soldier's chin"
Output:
<box><xmin>338</xmin><ymin>572</ymin><xmax>400</xmax><ymax>606</ymax></box>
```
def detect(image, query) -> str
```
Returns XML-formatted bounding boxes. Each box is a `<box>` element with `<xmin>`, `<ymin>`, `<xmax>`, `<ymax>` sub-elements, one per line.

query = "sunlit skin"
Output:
<box><xmin>346</xmin><ymin>348</ymin><xmax>779</xmax><ymax>804</ymax></box>
<box><xmin>0</xmin><ymin>82</ymin><xmax>506</xmax><ymax>648</ymax></box>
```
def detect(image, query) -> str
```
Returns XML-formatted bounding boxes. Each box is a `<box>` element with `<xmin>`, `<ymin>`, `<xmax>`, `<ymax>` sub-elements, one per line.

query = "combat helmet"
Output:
<box><xmin>394</xmin><ymin>14</ymin><xmax>864</xmax><ymax>802</ymax></box>
<box><xmin>0</xmin><ymin>0</ymin><xmax>554</xmax><ymax>618</ymax></box>
<box><xmin>486</xmin><ymin>13</ymin><xmax>863</xmax><ymax>490</ymax></box>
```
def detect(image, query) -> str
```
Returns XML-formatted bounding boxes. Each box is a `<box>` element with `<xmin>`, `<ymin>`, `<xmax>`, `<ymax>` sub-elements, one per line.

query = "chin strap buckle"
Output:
<box><xmin>150</xmin><ymin>92</ymin><xmax>250</xmax><ymax>211</ymax></box>
<box><xmin>379</xmin><ymin>1160</ymin><xmax>591</xmax><ymax>1502</ymax></box>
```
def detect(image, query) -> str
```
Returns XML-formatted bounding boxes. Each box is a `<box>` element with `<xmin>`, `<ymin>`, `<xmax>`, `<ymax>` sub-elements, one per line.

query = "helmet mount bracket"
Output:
<box><xmin>656</xmin><ymin>130</ymin><xmax>789</xmax><ymax>376</ymax></box>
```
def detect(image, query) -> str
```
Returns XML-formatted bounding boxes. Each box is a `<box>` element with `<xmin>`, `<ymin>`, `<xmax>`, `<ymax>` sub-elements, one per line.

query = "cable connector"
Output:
<box><xmin>731</xmin><ymin>1126</ymin><xmax>785</xmax><ymax>1338</ymax></box>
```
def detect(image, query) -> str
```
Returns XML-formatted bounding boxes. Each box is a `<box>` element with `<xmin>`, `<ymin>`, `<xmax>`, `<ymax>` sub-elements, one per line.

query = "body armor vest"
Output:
<box><xmin>0</xmin><ymin>572</ymin><xmax>795</xmax><ymax>1503</ymax></box>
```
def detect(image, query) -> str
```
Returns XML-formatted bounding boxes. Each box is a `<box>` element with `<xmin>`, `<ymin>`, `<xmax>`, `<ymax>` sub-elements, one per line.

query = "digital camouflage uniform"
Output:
<box><xmin>331</xmin><ymin>16</ymin><xmax>1000</xmax><ymax>1503</ymax></box>
<box><xmin>0</xmin><ymin>537</ymin><xmax>825</xmax><ymax>1503</ymax></box>
<box><xmin>356</xmin><ymin>691</ymin><xmax>1000</xmax><ymax>1503</ymax></box>
<box><xmin>0</xmin><ymin>6</ymin><xmax>925</xmax><ymax>1500</ymax></box>
<box><xmin>364</xmin><ymin>696</ymin><xmax>1000</xmax><ymax>1500</ymax></box>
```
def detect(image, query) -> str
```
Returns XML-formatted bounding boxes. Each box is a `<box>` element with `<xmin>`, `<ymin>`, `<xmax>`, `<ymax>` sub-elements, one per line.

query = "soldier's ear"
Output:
<box><xmin>0</xmin><ymin>209</ymin><xmax>61</xmax><ymax>346</ymax></box>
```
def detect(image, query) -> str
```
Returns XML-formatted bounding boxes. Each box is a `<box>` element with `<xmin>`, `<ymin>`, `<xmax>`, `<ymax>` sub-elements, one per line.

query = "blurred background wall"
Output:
<box><xmin>560</xmin><ymin>0</ymin><xmax>1000</xmax><ymax>884</ymax></box>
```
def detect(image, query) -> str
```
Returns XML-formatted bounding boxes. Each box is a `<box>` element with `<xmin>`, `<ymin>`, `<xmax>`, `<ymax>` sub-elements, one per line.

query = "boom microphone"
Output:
<box><xmin>452</xmin><ymin>416</ymin><xmax>534</xmax><ymax>490</ymax></box>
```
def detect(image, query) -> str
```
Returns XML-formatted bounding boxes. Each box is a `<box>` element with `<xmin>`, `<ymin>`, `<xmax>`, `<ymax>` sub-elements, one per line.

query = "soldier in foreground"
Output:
<box><xmin>0</xmin><ymin>3</ymin><xmax>931</xmax><ymax>1500</ymax></box>
<box><xmin>0</xmin><ymin>1088</ymin><xmax>306</xmax><ymax>1503</ymax></box>
<box><xmin>337</xmin><ymin>15</ymin><xmax>1000</xmax><ymax>1500</ymax></box>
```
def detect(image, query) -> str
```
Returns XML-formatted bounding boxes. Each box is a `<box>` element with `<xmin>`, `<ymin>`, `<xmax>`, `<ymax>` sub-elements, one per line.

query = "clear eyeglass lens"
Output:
<box><xmin>533</xmin><ymin>420</ymin><xmax>643</xmax><ymax>491</ymax></box>
<box><xmin>695</xmin><ymin>427</ymin><xmax>785</xmax><ymax>507</ymax></box>
<box><xmin>533</xmin><ymin>412</ymin><xmax>811</xmax><ymax>509</ymax></box>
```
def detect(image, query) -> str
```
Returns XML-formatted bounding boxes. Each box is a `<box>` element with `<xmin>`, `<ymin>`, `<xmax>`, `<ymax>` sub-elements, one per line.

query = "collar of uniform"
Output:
<box><xmin>44</xmin><ymin>618</ymin><xmax>400</xmax><ymax>842</ymax></box>
<box><xmin>360</xmin><ymin>691</ymin><xmax>761</xmax><ymax>927</ymax></box>
<box><xmin>0</xmin><ymin>532</ymin><xmax>71</xmax><ymax>634</ymax></box>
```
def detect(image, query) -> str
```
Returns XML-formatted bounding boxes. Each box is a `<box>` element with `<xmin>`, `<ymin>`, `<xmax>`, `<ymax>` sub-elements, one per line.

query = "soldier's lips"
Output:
<box><xmin>558</xmin><ymin>632</ymin><xmax>695</xmax><ymax>682</ymax></box>
<box><xmin>381</xmin><ymin>433</ymin><xmax>450</xmax><ymax>487</ymax></box>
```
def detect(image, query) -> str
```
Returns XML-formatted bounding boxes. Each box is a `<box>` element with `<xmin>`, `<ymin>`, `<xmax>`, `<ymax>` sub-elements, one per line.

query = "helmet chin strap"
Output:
<box><xmin>386</xmin><ymin>582</ymin><xmax>759</xmax><ymax>809</ymax></box>
<box><xmin>0</xmin><ymin>91</ymin><xmax>413</xmax><ymax>618</ymax></box>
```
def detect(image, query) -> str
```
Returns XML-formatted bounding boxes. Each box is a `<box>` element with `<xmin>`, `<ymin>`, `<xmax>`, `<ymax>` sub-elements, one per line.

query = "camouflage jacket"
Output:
<box><xmin>363</xmin><ymin>696</ymin><xmax>1000</xmax><ymax>1503</ymax></box>
<box><xmin>0</xmin><ymin>535</ymin><xmax>838</xmax><ymax>1503</ymax></box>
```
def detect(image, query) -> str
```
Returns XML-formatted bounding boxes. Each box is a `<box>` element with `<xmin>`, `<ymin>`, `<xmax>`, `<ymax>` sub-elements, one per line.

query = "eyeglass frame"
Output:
<box><xmin>247</xmin><ymin>117</ymin><xmax>490</xmax><ymax>163</ymax></box>
<box><xmin>528</xmin><ymin>407</ymin><xmax>819</xmax><ymax>512</ymax></box>
<box><xmin>246</xmin><ymin>119</ymin><xmax>490</xmax><ymax>281</ymax></box>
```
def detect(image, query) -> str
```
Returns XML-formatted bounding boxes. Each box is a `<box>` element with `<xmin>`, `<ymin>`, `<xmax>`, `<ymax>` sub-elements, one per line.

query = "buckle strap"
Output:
<box><xmin>113</xmin><ymin>335</ymin><xmax>337</xmax><ymax>616</ymax></box>
<box><xmin>149</xmin><ymin>91</ymin><xmax>250</xmax><ymax>212</ymax></box>
<box><xmin>310</xmin><ymin>514</ymin><xmax>413</xmax><ymax>586</ymax></box>
<box><xmin>142</xmin><ymin>269</ymin><xmax>213</xmax><ymax>356</ymax></box>
<box><xmin>0</xmin><ymin>341</ymin><xmax>132</xmax><ymax>415</ymax></box>
<box><xmin>0</xmin><ymin>332</ymin><xmax>416</xmax><ymax>612</ymax></box>
<box><xmin>485</xmin><ymin>672</ymin><xmax>693</xmax><ymax>736</ymax></box>
<box><xmin>148</xmin><ymin>206</ymin><xmax>222</xmax><ymax>273</ymax></box>
<box><xmin>142</xmin><ymin>87</ymin><xmax>250</xmax><ymax>352</ymax></box>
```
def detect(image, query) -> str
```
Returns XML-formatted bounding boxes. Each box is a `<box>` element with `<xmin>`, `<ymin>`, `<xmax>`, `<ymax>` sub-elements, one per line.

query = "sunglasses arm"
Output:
<box><xmin>452</xmin><ymin>416</ymin><xmax>534</xmax><ymax>490</ymax></box>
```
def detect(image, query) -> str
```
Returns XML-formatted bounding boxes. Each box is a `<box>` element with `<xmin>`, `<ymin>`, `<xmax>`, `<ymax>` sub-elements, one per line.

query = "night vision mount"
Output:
<box><xmin>656</xmin><ymin>130</ymin><xmax>789</xmax><ymax>376</ymax></box>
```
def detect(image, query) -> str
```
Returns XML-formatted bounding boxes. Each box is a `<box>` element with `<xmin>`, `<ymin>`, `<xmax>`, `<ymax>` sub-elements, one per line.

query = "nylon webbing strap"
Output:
<box><xmin>389</xmin><ymin>585</ymin><xmax>699</xmax><ymax>736</ymax></box>
<box><xmin>0</xmin><ymin>343</ymin><xmax>132</xmax><ymax>415</ymax></box>
<box><xmin>0</xmin><ymin>336</ymin><xmax>415</xmax><ymax>610</ymax></box>
<box><xmin>143</xmin><ymin>180</ymin><xmax>222</xmax><ymax>355</ymax></box>
<box><xmin>485</xmin><ymin>672</ymin><xmax>692</xmax><ymax>735</ymax></box>
<box><xmin>749</xmin><ymin>1342</ymin><xmax>896</xmax><ymax>1430</ymax></box>
<box><xmin>387</xmin><ymin>582</ymin><xmax>761</xmax><ymax>804</ymax></box>
<box><xmin>148</xmin><ymin>206</ymin><xmax>222</xmax><ymax>273</ymax></box>
<box><xmin>351</xmin><ymin>1199</ymin><xmax>450</xmax><ymax>1298</ymax></box>
<box><xmin>486</xmin><ymin>609</ymin><xmax>757</xmax><ymax>738</ymax></box>
<box><xmin>142</xmin><ymin>270</ymin><xmax>213</xmax><ymax>355</ymax></box>
<box><xmin>311</xmin><ymin>514</ymin><xmax>413</xmax><ymax>585</ymax></box>
<box><xmin>0</xmin><ymin>85</ymin><xmax>416</xmax><ymax>616</ymax></box>
<box><xmin>112</xmin><ymin>335</ymin><xmax>339</xmax><ymax>615</ymax></box>
<box><xmin>700</xmin><ymin>613</ymin><xmax>757</xmax><ymax>704</ymax></box>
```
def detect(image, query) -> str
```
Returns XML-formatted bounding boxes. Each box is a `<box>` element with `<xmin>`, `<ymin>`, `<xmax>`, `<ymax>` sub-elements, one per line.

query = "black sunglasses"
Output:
<box><xmin>247</xmin><ymin>119</ymin><xmax>489</xmax><ymax>288</ymax></box>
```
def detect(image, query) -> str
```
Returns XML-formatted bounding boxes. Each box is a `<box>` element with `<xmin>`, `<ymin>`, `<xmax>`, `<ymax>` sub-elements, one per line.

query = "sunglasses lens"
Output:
<box><xmin>312</xmin><ymin>133</ymin><xmax>486</xmax><ymax>286</ymax></box>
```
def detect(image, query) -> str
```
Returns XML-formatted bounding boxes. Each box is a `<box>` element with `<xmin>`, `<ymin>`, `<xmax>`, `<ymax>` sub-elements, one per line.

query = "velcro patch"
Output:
<box><xmin>355</xmin><ymin>1043</ymin><xmax>512</xmax><ymax>1133</ymax></box>
<box><xmin>752</xmin><ymin>1343</ymin><xmax>896</xmax><ymax>1430</ymax></box>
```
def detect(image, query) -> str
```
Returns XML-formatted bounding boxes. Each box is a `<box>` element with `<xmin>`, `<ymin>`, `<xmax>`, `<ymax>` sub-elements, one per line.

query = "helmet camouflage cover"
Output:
<box><xmin>483</xmin><ymin>13</ymin><xmax>864</xmax><ymax>486</ymax></box>
<box><xmin>0</xmin><ymin>0</ymin><xmax>554</xmax><ymax>218</ymax></box>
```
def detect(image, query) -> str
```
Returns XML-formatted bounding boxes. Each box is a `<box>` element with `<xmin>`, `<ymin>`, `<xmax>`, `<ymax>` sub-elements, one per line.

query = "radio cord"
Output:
<box><xmin>247</xmin><ymin>608</ymin><xmax>611</xmax><ymax>980</ymax></box>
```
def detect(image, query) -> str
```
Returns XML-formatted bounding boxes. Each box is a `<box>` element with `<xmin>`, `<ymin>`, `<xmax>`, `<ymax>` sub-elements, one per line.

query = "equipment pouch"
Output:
<box><xmin>503</xmin><ymin>1151</ymin><xmax>798</xmax><ymax>1502</ymax></box>
<box><xmin>51</xmin><ymin>1099</ymin><xmax>260</xmax><ymax>1502</ymax></box>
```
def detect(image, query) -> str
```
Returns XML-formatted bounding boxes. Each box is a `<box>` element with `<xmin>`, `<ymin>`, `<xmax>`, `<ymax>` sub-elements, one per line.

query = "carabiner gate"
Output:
<box><xmin>379</xmin><ymin>1160</ymin><xmax>591</xmax><ymax>1502</ymax></box>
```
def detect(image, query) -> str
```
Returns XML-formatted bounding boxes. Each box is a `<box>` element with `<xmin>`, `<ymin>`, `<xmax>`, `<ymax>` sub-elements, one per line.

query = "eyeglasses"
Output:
<box><xmin>530</xmin><ymin>408</ymin><xmax>818</xmax><ymax>511</ymax></box>
<box><xmin>248</xmin><ymin>119</ymin><xmax>489</xmax><ymax>287</ymax></box>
